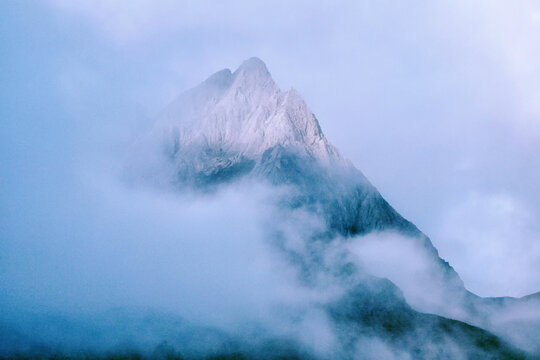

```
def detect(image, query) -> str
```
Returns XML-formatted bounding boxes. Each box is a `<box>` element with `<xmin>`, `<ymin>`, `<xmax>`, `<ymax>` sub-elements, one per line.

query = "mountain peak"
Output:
<box><xmin>235</xmin><ymin>57</ymin><xmax>269</xmax><ymax>76</ymax></box>
<box><xmin>153</xmin><ymin>57</ymin><xmax>341</xmax><ymax>164</ymax></box>
<box><xmin>204</xmin><ymin>68</ymin><xmax>233</xmax><ymax>87</ymax></box>
<box><xmin>232</xmin><ymin>57</ymin><xmax>273</xmax><ymax>87</ymax></box>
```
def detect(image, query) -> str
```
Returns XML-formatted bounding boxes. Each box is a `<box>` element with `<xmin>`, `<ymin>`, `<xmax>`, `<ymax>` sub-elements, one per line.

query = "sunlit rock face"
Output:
<box><xmin>156</xmin><ymin>57</ymin><xmax>339</xmax><ymax>164</ymax></box>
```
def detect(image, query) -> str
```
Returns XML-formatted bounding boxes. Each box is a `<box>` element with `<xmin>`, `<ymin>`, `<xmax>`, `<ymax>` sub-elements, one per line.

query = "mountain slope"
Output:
<box><xmin>147</xmin><ymin>58</ymin><xmax>429</xmax><ymax>232</ymax></box>
<box><xmin>127</xmin><ymin>57</ymin><xmax>536</xmax><ymax>358</ymax></box>
<box><xmin>136</xmin><ymin>56</ymin><xmax>463</xmax><ymax>291</ymax></box>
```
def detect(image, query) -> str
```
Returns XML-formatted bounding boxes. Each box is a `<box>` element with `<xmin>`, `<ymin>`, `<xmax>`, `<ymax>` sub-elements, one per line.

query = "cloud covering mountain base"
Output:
<box><xmin>1</xmin><ymin>57</ymin><xmax>538</xmax><ymax>359</ymax></box>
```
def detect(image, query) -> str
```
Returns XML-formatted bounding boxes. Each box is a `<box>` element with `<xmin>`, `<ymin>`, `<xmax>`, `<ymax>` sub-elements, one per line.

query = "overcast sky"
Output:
<box><xmin>1</xmin><ymin>0</ymin><xmax>539</xmax><ymax>297</ymax></box>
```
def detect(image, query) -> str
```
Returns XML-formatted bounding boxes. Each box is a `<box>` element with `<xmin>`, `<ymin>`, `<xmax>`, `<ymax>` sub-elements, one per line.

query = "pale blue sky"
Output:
<box><xmin>1</xmin><ymin>0</ymin><xmax>539</xmax><ymax>297</ymax></box>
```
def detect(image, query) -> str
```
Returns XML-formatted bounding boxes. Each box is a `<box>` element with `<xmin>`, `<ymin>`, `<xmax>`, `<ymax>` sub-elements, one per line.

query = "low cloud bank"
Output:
<box><xmin>1</xmin><ymin>158</ymin><xmax>538</xmax><ymax>358</ymax></box>
<box><xmin>0</xmin><ymin>160</ymin><xmax>341</xmax><ymax>357</ymax></box>
<box><xmin>1</xmin><ymin>133</ymin><xmax>537</xmax><ymax>358</ymax></box>
<box><xmin>348</xmin><ymin>232</ymin><xmax>460</xmax><ymax>315</ymax></box>
<box><xmin>347</xmin><ymin>230</ymin><xmax>540</xmax><ymax>355</ymax></box>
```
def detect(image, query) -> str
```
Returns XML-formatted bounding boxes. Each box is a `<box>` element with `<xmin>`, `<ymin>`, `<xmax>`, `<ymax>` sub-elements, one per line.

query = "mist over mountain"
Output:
<box><xmin>2</xmin><ymin>58</ymin><xmax>539</xmax><ymax>359</ymax></box>
<box><xmin>125</xmin><ymin>58</ymin><xmax>538</xmax><ymax>358</ymax></box>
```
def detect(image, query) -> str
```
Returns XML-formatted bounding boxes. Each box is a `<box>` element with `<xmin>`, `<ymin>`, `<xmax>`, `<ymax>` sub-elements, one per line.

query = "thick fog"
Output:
<box><xmin>2</xmin><ymin>138</ymin><xmax>435</xmax><ymax>358</ymax></box>
<box><xmin>0</xmin><ymin>144</ymin><xmax>340</xmax><ymax>356</ymax></box>
<box><xmin>1</xmin><ymin>0</ymin><xmax>539</xmax><ymax>358</ymax></box>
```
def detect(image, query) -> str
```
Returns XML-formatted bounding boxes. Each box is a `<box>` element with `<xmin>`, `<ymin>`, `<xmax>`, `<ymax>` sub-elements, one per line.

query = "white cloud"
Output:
<box><xmin>468</xmin><ymin>0</ymin><xmax>540</xmax><ymax>140</ymax></box>
<box><xmin>347</xmin><ymin>231</ymin><xmax>469</xmax><ymax>320</ymax></box>
<box><xmin>47</xmin><ymin>0</ymin><xmax>181</xmax><ymax>43</ymax></box>
<box><xmin>0</xmin><ymin>165</ymin><xmax>339</xmax><ymax>356</ymax></box>
<box><xmin>45</xmin><ymin>0</ymin><xmax>317</xmax><ymax>45</ymax></box>
<box><xmin>434</xmin><ymin>193</ymin><xmax>540</xmax><ymax>297</ymax></box>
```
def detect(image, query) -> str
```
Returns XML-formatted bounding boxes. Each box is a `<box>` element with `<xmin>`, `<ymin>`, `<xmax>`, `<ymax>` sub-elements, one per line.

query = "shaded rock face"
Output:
<box><xmin>124</xmin><ymin>58</ymin><xmax>532</xmax><ymax>359</ymax></box>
